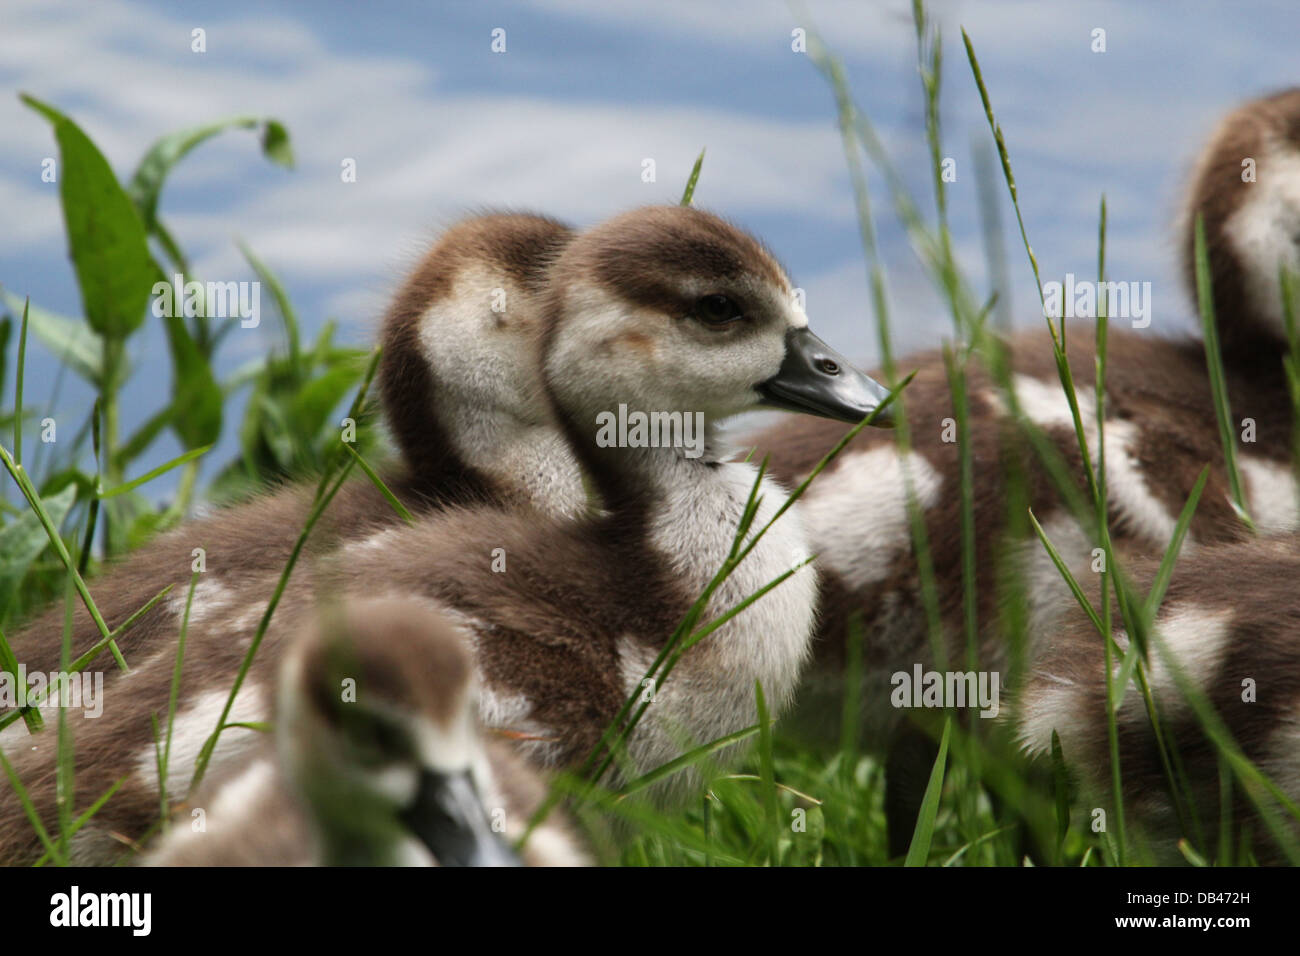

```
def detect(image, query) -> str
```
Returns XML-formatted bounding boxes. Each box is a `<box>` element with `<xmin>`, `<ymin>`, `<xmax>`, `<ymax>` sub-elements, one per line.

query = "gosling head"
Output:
<box><xmin>378</xmin><ymin>212</ymin><xmax>575</xmax><ymax>477</ymax></box>
<box><xmin>541</xmin><ymin>205</ymin><xmax>893</xmax><ymax>433</ymax></box>
<box><xmin>278</xmin><ymin>597</ymin><xmax>521</xmax><ymax>867</ymax></box>
<box><xmin>1182</xmin><ymin>88</ymin><xmax>1300</xmax><ymax>354</ymax></box>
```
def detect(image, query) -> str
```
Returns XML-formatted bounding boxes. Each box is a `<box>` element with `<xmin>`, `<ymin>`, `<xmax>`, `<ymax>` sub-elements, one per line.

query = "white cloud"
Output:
<box><xmin>531</xmin><ymin>0</ymin><xmax>917</xmax><ymax>53</ymax></box>
<box><xmin>3</xmin><ymin>0</ymin><xmax>1294</xmax><ymax>503</ymax></box>
<box><xmin>2</xmin><ymin>0</ymin><xmax>882</xmax><ymax>304</ymax></box>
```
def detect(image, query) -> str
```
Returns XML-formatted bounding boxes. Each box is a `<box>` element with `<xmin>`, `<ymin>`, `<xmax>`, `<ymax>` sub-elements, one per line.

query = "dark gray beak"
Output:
<box><xmin>399</xmin><ymin>768</ymin><xmax>523</xmax><ymax>867</ymax></box>
<box><xmin>756</xmin><ymin>328</ymin><xmax>894</xmax><ymax>426</ymax></box>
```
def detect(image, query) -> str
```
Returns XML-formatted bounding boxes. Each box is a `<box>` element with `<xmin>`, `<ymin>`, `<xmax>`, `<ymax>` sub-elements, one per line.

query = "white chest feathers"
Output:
<box><xmin>626</xmin><ymin>457</ymin><xmax>818</xmax><ymax>787</ymax></box>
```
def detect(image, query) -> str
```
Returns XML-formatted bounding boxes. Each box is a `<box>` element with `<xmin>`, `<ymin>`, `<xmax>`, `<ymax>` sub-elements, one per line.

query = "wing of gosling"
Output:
<box><xmin>0</xmin><ymin>568</ymin><xmax>300</xmax><ymax>865</ymax></box>
<box><xmin>754</xmin><ymin>324</ymin><xmax>1295</xmax><ymax>684</ymax></box>
<box><xmin>1013</xmin><ymin>536</ymin><xmax>1300</xmax><ymax>859</ymax></box>
<box><xmin>0</xmin><ymin>476</ymin><xmax>443</xmax><ymax>725</ymax></box>
<box><xmin>0</xmin><ymin>508</ymin><xmax>606</xmax><ymax>862</ymax></box>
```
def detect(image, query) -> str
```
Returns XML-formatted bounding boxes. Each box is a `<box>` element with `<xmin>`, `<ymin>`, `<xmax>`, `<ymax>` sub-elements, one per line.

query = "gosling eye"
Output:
<box><xmin>693</xmin><ymin>293</ymin><xmax>745</xmax><ymax>327</ymax></box>
<box><xmin>816</xmin><ymin>357</ymin><xmax>840</xmax><ymax>376</ymax></box>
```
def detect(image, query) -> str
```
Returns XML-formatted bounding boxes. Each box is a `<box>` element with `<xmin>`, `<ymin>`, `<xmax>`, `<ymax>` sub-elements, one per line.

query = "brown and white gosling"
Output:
<box><xmin>1181</xmin><ymin>87</ymin><xmax>1300</xmax><ymax>362</ymax></box>
<box><xmin>1</xmin><ymin>212</ymin><xmax>585</xmax><ymax>729</ymax></box>
<box><xmin>0</xmin><ymin>205</ymin><xmax>893</xmax><ymax>864</ymax></box>
<box><xmin>144</xmin><ymin>597</ymin><xmax>587</xmax><ymax>866</ymax></box>
<box><xmin>747</xmin><ymin>87</ymin><xmax>1300</xmax><ymax>852</ymax></box>
<box><xmin>1006</xmin><ymin>88</ymin><xmax>1300</xmax><ymax>861</ymax></box>
<box><xmin>1014</xmin><ymin>533</ymin><xmax>1300</xmax><ymax>862</ymax></box>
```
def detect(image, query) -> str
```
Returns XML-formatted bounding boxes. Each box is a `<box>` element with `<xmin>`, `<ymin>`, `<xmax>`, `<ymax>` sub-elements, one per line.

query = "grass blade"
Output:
<box><xmin>0</xmin><ymin>742</ymin><xmax>67</xmax><ymax>864</ymax></box>
<box><xmin>0</xmin><ymin>583</ymin><xmax>173</xmax><ymax>732</ymax></box>
<box><xmin>99</xmin><ymin>444</ymin><xmax>211</xmax><ymax>499</ymax></box>
<box><xmin>55</xmin><ymin>578</ymin><xmax>76</xmax><ymax>861</ymax></box>
<box><xmin>1049</xmin><ymin>730</ymin><xmax>1071</xmax><ymax>861</ymax></box>
<box><xmin>158</xmin><ymin>571</ymin><xmax>199</xmax><ymax>820</ymax></box>
<box><xmin>239</xmin><ymin>241</ymin><xmax>301</xmax><ymax>373</ymax></box>
<box><xmin>1027</xmin><ymin>509</ymin><xmax>1102</xmax><ymax>632</ymax></box>
<box><xmin>0</xmin><ymin>623</ymin><xmax>43</xmax><ymax>733</ymax></box>
<box><xmin>904</xmin><ymin>716</ymin><xmax>951</xmax><ymax>866</ymax></box>
<box><xmin>32</xmin><ymin>775</ymin><xmax>126</xmax><ymax>867</ymax></box>
<box><xmin>1192</xmin><ymin>215</ymin><xmax>1254</xmax><ymax>532</ymax></box>
<box><xmin>189</xmin><ymin>455</ymin><xmax>357</xmax><ymax>791</ymax></box>
<box><xmin>755</xmin><ymin>681</ymin><xmax>780</xmax><ymax>864</ymax></box>
<box><xmin>1140</xmin><ymin>466</ymin><xmax>1208</xmax><ymax>623</ymax></box>
<box><xmin>187</xmin><ymin>351</ymin><xmax>382</xmax><ymax>790</ymax></box>
<box><xmin>680</xmin><ymin>149</ymin><xmax>705</xmax><ymax>206</ymax></box>
<box><xmin>342</xmin><ymin>443</ymin><xmax>414</xmax><ymax>524</ymax></box>
<box><xmin>14</xmin><ymin>297</ymin><xmax>28</xmax><ymax>466</ymax></box>
<box><xmin>0</xmin><ymin>443</ymin><xmax>127</xmax><ymax>671</ymax></box>
<box><xmin>77</xmin><ymin>399</ymin><xmax>103</xmax><ymax>576</ymax></box>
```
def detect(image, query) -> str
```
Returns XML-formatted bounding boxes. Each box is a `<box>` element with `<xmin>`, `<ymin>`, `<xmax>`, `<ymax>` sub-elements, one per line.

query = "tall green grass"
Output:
<box><xmin>2</xmin><ymin>0</ymin><xmax>1297</xmax><ymax>867</ymax></box>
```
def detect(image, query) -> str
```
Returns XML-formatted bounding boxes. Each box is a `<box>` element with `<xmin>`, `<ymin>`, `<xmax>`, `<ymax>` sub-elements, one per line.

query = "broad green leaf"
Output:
<box><xmin>0</xmin><ymin>444</ymin><xmax>126</xmax><ymax>670</ymax></box>
<box><xmin>0</xmin><ymin>483</ymin><xmax>76</xmax><ymax>614</ymax></box>
<box><xmin>239</xmin><ymin>242</ymin><xmax>300</xmax><ymax>370</ymax></box>
<box><xmin>150</xmin><ymin>217</ymin><xmax>190</xmax><ymax>275</ymax></box>
<box><xmin>127</xmin><ymin>115</ymin><xmax>294</xmax><ymax>230</ymax></box>
<box><xmin>0</xmin><ymin>292</ymin><xmax>104</xmax><ymax>386</ymax></box>
<box><xmin>254</xmin><ymin>392</ymin><xmax>299</xmax><ymax>472</ymax></box>
<box><xmin>36</xmin><ymin>468</ymin><xmax>96</xmax><ymax>502</ymax></box>
<box><xmin>21</xmin><ymin>94</ymin><xmax>161</xmax><ymax>339</ymax></box>
<box><xmin>161</xmin><ymin>311</ymin><xmax>221</xmax><ymax>449</ymax></box>
<box><xmin>310</xmin><ymin>320</ymin><xmax>337</xmax><ymax>366</ymax></box>
<box><xmin>289</xmin><ymin>362</ymin><xmax>364</xmax><ymax>439</ymax></box>
<box><xmin>260</xmin><ymin>120</ymin><xmax>294</xmax><ymax>168</ymax></box>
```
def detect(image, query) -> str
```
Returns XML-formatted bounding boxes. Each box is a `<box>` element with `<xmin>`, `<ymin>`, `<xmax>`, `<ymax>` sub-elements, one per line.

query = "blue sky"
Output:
<box><xmin>3</xmin><ymin>0</ymin><xmax>1298</xmax><ymax>500</ymax></box>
